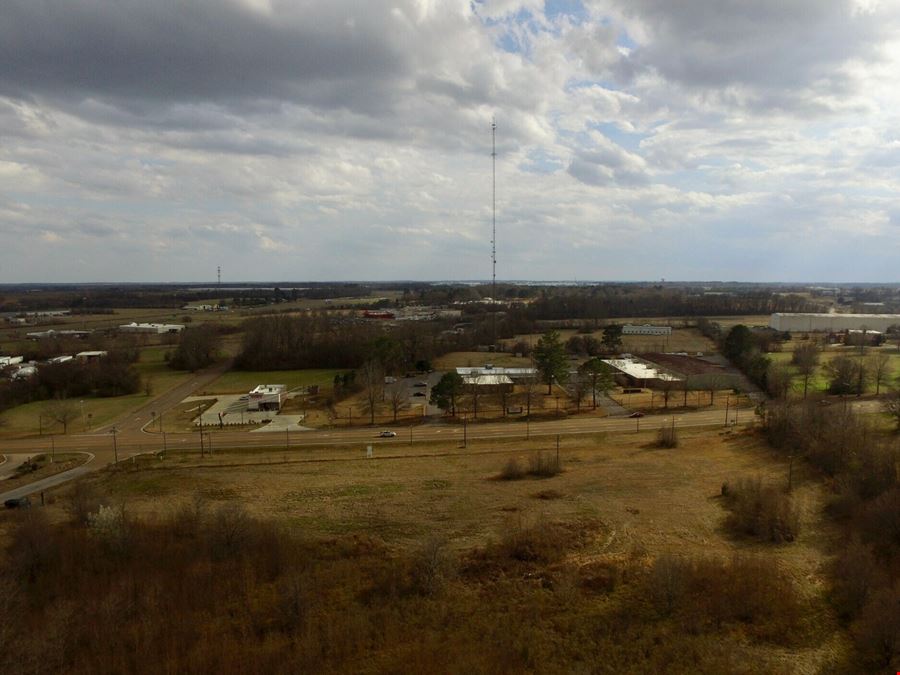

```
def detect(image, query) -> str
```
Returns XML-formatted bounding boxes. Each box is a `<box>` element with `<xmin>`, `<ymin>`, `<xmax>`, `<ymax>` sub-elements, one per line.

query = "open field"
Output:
<box><xmin>0</xmin><ymin>393</ymin><xmax>151</xmax><ymax>438</ymax></box>
<box><xmin>4</xmin><ymin>424</ymin><xmax>848</xmax><ymax>672</ymax></box>
<box><xmin>89</xmin><ymin>428</ymin><xmax>832</xmax><ymax>563</ymax></box>
<box><xmin>199</xmin><ymin>368</ymin><xmax>348</xmax><ymax>394</ymax></box>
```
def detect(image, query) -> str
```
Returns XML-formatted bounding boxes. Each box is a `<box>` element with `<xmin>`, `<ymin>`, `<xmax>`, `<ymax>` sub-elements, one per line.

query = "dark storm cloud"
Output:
<box><xmin>0</xmin><ymin>0</ymin><xmax>407</xmax><ymax>107</ymax></box>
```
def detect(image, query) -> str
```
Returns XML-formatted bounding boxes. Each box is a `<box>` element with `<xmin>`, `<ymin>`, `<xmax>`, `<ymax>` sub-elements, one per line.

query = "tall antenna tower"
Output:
<box><xmin>217</xmin><ymin>266</ymin><xmax>221</xmax><ymax>286</ymax></box>
<box><xmin>491</xmin><ymin>117</ymin><xmax>497</xmax><ymax>346</ymax></box>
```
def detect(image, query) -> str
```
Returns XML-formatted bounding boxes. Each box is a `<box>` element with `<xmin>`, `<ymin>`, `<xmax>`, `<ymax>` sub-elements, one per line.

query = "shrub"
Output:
<box><xmin>88</xmin><ymin>504</ymin><xmax>132</xmax><ymax>555</ymax></box>
<box><xmin>656</xmin><ymin>423</ymin><xmax>679</xmax><ymax>448</ymax></box>
<box><xmin>497</xmin><ymin>452</ymin><xmax>563</xmax><ymax>480</ymax></box>
<box><xmin>642</xmin><ymin>553</ymin><xmax>805</xmax><ymax>643</ymax></box>
<box><xmin>498</xmin><ymin>457</ymin><xmax>525</xmax><ymax>480</ymax></box>
<box><xmin>528</xmin><ymin>451</ymin><xmax>562</xmax><ymax>477</ymax></box>
<box><xmin>722</xmin><ymin>477</ymin><xmax>799</xmax><ymax>543</ymax></box>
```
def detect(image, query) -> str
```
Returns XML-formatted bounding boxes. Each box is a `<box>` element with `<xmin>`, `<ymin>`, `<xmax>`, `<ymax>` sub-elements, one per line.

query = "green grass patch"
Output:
<box><xmin>0</xmin><ymin>394</ymin><xmax>152</xmax><ymax>438</ymax></box>
<box><xmin>200</xmin><ymin>368</ymin><xmax>348</xmax><ymax>394</ymax></box>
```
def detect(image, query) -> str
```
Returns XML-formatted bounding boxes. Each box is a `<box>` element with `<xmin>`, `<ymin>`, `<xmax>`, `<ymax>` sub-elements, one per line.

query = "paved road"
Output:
<box><xmin>0</xmin><ymin>453</ymin><xmax>95</xmax><ymax>501</ymax></box>
<box><xmin>97</xmin><ymin>358</ymin><xmax>233</xmax><ymax>435</ymax></box>
<box><xmin>1</xmin><ymin>407</ymin><xmax>748</xmax><ymax>457</ymax></box>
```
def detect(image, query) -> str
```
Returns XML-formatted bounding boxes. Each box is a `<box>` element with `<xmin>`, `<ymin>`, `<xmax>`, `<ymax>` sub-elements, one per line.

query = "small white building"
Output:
<box><xmin>0</xmin><ymin>355</ymin><xmax>24</xmax><ymax>367</ymax></box>
<box><xmin>76</xmin><ymin>350</ymin><xmax>108</xmax><ymax>362</ymax></box>
<box><xmin>622</xmin><ymin>324</ymin><xmax>672</xmax><ymax>336</ymax></box>
<box><xmin>119</xmin><ymin>322</ymin><xmax>185</xmax><ymax>334</ymax></box>
<box><xmin>48</xmin><ymin>355</ymin><xmax>74</xmax><ymax>364</ymax></box>
<box><xmin>248</xmin><ymin>384</ymin><xmax>286</xmax><ymax>411</ymax></box>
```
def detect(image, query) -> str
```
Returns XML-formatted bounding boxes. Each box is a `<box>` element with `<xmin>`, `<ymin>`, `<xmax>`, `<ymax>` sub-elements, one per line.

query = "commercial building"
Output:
<box><xmin>248</xmin><ymin>384</ymin><xmax>286</xmax><ymax>411</ymax></box>
<box><xmin>769</xmin><ymin>313</ymin><xmax>900</xmax><ymax>333</ymax></box>
<box><xmin>26</xmin><ymin>329</ymin><xmax>92</xmax><ymax>340</ymax></box>
<box><xmin>622</xmin><ymin>324</ymin><xmax>672</xmax><ymax>336</ymax></box>
<box><xmin>456</xmin><ymin>365</ymin><xmax>537</xmax><ymax>381</ymax></box>
<box><xmin>119</xmin><ymin>322</ymin><xmax>185</xmax><ymax>334</ymax></box>
<box><xmin>601</xmin><ymin>356</ymin><xmax>681</xmax><ymax>388</ymax></box>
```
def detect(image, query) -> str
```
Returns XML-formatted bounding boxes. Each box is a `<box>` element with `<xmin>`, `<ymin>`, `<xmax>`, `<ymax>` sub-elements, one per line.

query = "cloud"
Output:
<box><xmin>0</xmin><ymin>0</ymin><xmax>898</xmax><ymax>282</ymax></box>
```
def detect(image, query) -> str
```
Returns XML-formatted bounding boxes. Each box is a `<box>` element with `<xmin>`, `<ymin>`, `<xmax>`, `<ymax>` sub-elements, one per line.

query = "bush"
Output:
<box><xmin>497</xmin><ymin>452</ymin><xmax>563</xmax><ymax>480</ymax></box>
<box><xmin>528</xmin><ymin>451</ymin><xmax>562</xmax><ymax>477</ymax></box>
<box><xmin>498</xmin><ymin>457</ymin><xmax>525</xmax><ymax>480</ymax></box>
<box><xmin>642</xmin><ymin>553</ymin><xmax>805</xmax><ymax>643</ymax></box>
<box><xmin>656</xmin><ymin>423</ymin><xmax>679</xmax><ymax>448</ymax></box>
<box><xmin>722</xmin><ymin>477</ymin><xmax>799</xmax><ymax>543</ymax></box>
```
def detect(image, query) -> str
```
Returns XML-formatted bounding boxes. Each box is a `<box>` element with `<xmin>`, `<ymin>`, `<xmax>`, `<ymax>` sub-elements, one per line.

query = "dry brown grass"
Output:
<box><xmin>0</xmin><ymin>425</ymin><xmax>844</xmax><ymax>674</ymax></box>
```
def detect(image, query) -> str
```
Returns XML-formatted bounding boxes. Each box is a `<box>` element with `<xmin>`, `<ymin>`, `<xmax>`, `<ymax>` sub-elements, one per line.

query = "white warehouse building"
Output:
<box><xmin>769</xmin><ymin>313</ymin><xmax>900</xmax><ymax>333</ymax></box>
<box><xmin>622</xmin><ymin>324</ymin><xmax>672</xmax><ymax>336</ymax></box>
<box><xmin>119</xmin><ymin>322</ymin><xmax>185</xmax><ymax>334</ymax></box>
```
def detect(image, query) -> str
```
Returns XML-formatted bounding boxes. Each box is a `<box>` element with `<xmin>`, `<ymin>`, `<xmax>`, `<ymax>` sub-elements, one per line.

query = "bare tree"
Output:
<box><xmin>571</xmin><ymin>373</ymin><xmax>589</xmax><ymax>411</ymax></box>
<box><xmin>579</xmin><ymin>357</ymin><xmax>614</xmax><ymax>410</ymax></box>
<box><xmin>359</xmin><ymin>360</ymin><xmax>384</xmax><ymax>425</ymax></box>
<box><xmin>522</xmin><ymin>375</ymin><xmax>539</xmax><ymax>417</ymax></box>
<box><xmin>792</xmin><ymin>342</ymin><xmax>820</xmax><ymax>399</ymax></box>
<box><xmin>44</xmin><ymin>397</ymin><xmax>78</xmax><ymax>435</ymax></box>
<box><xmin>766</xmin><ymin>363</ymin><xmax>794</xmax><ymax>400</ymax></box>
<box><xmin>867</xmin><ymin>352</ymin><xmax>892</xmax><ymax>395</ymax></box>
<box><xmin>468</xmin><ymin>378</ymin><xmax>481</xmax><ymax>419</ymax></box>
<box><xmin>658</xmin><ymin>378</ymin><xmax>679</xmax><ymax>409</ymax></box>
<box><xmin>386</xmin><ymin>382</ymin><xmax>406</xmax><ymax>422</ymax></box>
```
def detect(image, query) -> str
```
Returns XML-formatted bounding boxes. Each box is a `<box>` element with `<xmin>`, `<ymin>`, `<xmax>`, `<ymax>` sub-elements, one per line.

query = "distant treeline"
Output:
<box><xmin>522</xmin><ymin>287</ymin><xmax>824</xmax><ymax>321</ymax></box>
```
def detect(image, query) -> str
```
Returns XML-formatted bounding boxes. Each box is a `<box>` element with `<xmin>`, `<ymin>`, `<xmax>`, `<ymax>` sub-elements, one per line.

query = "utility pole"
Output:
<box><xmin>724</xmin><ymin>395</ymin><xmax>730</xmax><ymax>427</ymax></box>
<box><xmin>111</xmin><ymin>426</ymin><xmax>118</xmax><ymax>464</ymax></box>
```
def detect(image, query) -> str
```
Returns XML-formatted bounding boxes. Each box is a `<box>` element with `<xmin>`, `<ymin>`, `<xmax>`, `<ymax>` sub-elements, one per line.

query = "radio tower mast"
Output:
<box><xmin>491</xmin><ymin>117</ymin><xmax>497</xmax><ymax>346</ymax></box>
<box><xmin>217</xmin><ymin>266</ymin><xmax>221</xmax><ymax>286</ymax></box>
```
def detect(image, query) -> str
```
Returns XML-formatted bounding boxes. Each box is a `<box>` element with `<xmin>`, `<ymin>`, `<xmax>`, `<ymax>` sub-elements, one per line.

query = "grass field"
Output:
<box><xmin>768</xmin><ymin>345</ymin><xmax>900</xmax><ymax>397</ymax></box>
<box><xmin>505</xmin><ymin>327</ymin><xmax>716</xmax><ymax>354</ymax></box>
<box><xmin>94</xmin><ymin>428</ymin><xmax>829</xmax><ymax>560</ymax></box>
<box><xmin>34</xmin><ymin>424</ymin><xmax>844</xmax><ymax>672</ymax></box>
<box><xmin>0</xmin><ymin>346</ymin><xmax>192</xmax><ymax>438</ymax></box>
<box><xmin>432</xmin><ymin>351</ymin><xmax>534</xmax><ymax>369</ymax></box>
<box><xmin>199</xmin><ymin>368</ymin><xmax>348</xmax><ymax>395</ymax></box>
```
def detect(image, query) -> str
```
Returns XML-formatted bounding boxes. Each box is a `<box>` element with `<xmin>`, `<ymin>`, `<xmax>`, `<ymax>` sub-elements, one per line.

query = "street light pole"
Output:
<box><xmin>111</xmin><ymin>426</ymin><xmax>118</xmax><ymax>464</ymax></box>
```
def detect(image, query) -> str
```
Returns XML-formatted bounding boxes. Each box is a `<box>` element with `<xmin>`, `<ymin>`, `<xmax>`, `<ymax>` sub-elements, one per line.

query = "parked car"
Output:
<box><xmin>379</xmin><ymin>430</ymin><xmax>397</xmax><ymax>438</ymax></box>
<box><xmin>628</xmin><ymin>411</ymin><xmax>645</xmax><ymax>418</ymax></box>
<box><xmin>4</xmin><ymin>497</ymin><xmax>31</xmax><ymax>509</ymax></box>
<box><xmin>412</xmin><ymin>392</ymin><xmax>426</xmax><ymax>397</ymax></box>
<box><xmin>413</xmin><ymin>381</ymin><xmax>428</xmax><ymax>387</ymax></box>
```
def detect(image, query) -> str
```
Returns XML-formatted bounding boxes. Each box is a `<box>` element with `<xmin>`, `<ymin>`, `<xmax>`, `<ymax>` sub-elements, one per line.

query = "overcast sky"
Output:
<box><xmin>1</xmin><ymin>0</ymin><xmax>899</xmax><ymax>283</ymax></box>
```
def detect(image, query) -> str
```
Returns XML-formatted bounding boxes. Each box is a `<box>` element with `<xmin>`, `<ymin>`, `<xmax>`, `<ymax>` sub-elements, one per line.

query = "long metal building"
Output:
<box><xmin>769</xmin><ymin>313</ymin><xmax>900</xmax><ymax>332</ymax></box>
